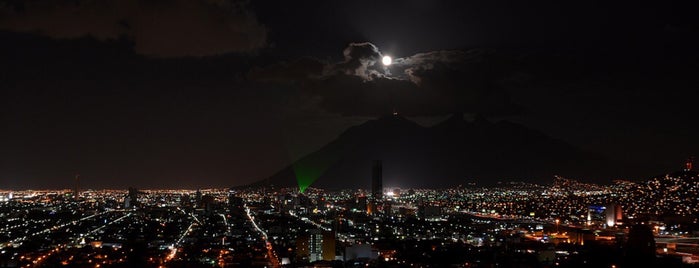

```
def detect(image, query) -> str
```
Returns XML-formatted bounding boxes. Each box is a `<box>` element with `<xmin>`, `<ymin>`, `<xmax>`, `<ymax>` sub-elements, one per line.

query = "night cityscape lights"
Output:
<box><xmin>1</xmin><ymin>164</ymin><xmax>699</xmax><ymax>267</ymax></box>
<box><xmin>2</xmin><ymin>0</ymin><xmax>697</xmax><ymax>267</ymax></box>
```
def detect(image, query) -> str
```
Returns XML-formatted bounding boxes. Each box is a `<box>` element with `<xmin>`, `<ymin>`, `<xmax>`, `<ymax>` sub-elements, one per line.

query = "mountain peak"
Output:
<box><xmin>364</xmin><ymin>113</ymin><xmax>423</xmax><ymax>129</ymax></box>
<box><xmin>376</xmin><ymin>113</ymin><xmax>410</xmax><ymax>122</ymax></box>
<box><xmin>259</xmin><ymin>115</ymin><xmax>614</xmax><ymax>189</ymax></box>
<box><xmin>470</xmin><ymin>114</ymin><xmax>491</xmax><ymax>125</ymax></box>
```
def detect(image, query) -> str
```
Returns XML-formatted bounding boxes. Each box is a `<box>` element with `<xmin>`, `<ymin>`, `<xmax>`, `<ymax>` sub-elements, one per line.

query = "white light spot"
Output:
<box><xmin>382</xmin><ymin>55</ymin><xmax>392</xmax><ymax>66</ymax></box>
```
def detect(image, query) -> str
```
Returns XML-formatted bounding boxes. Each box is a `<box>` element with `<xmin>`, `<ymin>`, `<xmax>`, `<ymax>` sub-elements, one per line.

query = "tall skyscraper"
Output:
<box><xmin>195</xmin><ymin>189</ymin><xmax>202</xmax><ymax>208</ymax></box>
<box><xmin>322</xmin><ymin>230</ymin><xmax>336</xmax><ymax>261</ymax></box>
<box><xmin>73</xmin><ymin>174</ymin><xmax>80</xmax><ymax>200</ymax></box>
<box><xmin>228</xmin><ymin>189</ymin><xmax>244</xmax><ymax>215</ymax></box>
<box><xmin>372</xmin><ymin>160</ymin><xmax>383</xmax><ymax>201</ymax></box>
<box><xmin>126</xmin><ymin>187</ymin><xmax>139</xmax><ymax>208</ymax></box>
<box><xmin>300</xmin><ymin>229</ymin><xmax>335</xmax><ymax>262</ymax></box>
<box><xmin>309</xmin><ymin>229</ymin><xmax>323</xmax><ymax>262</ymax></box>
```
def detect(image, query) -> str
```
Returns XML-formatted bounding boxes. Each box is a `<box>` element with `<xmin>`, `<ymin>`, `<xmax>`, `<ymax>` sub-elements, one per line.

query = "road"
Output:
<box><xmin>245</xmin><ymin>205</ymin><xmax>280</xmax><ymax>268</ymax></box>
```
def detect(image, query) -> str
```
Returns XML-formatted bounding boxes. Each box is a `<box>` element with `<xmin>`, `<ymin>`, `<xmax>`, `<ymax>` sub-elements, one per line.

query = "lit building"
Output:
<box><xmin>297</xmin><ymin>229</ymin><xmax>336</xmax><ymax>262</ymax></box>
<box><xmin>322</xmin><ymin>230</ymin><xmax>336</xmax><ymax>261</ymax></box>
<box><xmin>605</xmin><ymin>203</ymin><xmax>623</xmax><ymax>227</ymax></box>
<box><xmin>587</xmin><ymin>205</ymin><xmax>606</xmax><ymax>226</ymax></box>
<box><xmin>309</xmin><ymin>229</ymin><xmax>323</xmax><ymax>262</ymax></box>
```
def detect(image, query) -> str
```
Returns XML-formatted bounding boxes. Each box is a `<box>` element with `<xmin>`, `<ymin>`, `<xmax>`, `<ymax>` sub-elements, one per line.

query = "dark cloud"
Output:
<box><xmin>250</xmin><ymin>43</ymin><xmax>520</xmax><ymax>116</ymax></box>
<box><xmin>330</xmin><ymin>42</ymin><xmax>386</xmax><ymax>80</ymax></box>
<box><xmin>0</xmin><ymin>0</ymin><xmax>266</xmax><ymax>57</ymax></box>
<box><xmin>391</xmin><ymin>50</ymin><xmax>473</xmax><ymax>83</ymax></box>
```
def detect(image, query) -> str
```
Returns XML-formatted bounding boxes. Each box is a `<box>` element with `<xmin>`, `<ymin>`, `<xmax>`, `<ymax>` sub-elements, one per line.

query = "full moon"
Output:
<box><xmin>382</xmin><ymin>55</ymin><xmax>392</xmax><ymax>66</ymax></box>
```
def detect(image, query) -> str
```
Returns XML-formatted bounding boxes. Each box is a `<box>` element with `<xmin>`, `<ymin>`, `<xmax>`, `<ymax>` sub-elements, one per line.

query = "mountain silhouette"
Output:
<box><xmin>254</xmin><ymin>113</ymin><xmax>615</xmax><ymax>190</ymax></box>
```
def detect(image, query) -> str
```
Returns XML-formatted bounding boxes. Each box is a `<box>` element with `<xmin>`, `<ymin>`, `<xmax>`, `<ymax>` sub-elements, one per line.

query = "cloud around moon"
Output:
<box><xmin>250</xmin><ymin>42</ymin><xmax>522</xmax><ymax>116</ymax></box>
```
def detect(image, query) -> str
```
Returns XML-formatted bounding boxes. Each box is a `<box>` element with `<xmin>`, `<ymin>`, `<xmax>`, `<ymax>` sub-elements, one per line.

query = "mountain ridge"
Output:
<box><xmin>250</xmin><ymin>114</ymin><xmax>617</xmax><ymax>190</ymax></box>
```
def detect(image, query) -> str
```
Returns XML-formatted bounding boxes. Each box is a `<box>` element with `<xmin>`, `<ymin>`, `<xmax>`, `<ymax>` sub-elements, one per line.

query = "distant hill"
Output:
<box><xmin>621</xmin><ymin>169</ymin><xmax>699</xmax><ymax>219</ymax></box>
<box><xmin>252</xmin><ymin>114</ymin><xmax>616</xmax><ymax>190</ymax></box>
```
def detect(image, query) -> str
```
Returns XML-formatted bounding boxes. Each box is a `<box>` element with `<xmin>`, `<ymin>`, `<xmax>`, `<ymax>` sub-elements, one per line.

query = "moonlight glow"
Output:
<box><xmin>382</xmin><ymin>55</ymin><xmax>392</xmax><ymax>66</ymax></box>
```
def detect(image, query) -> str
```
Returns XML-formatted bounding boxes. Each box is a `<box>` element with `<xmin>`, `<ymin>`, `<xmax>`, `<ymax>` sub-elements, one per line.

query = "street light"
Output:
<box><xmin>555</xmin><ymin>219</ymin><xmax>560</xmax><ymax>234</ymax></box>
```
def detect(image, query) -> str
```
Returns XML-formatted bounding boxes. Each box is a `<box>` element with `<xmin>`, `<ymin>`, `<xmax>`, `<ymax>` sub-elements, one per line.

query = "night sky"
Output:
<box><xmin>1</xmin><ymin>0</ymin><xmax>698</xmax><ymax>189</ymax></box>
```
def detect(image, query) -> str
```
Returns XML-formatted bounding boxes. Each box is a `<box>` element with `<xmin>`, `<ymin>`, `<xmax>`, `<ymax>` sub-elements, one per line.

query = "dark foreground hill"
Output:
<box><xmin>253</xmin><ymin>114</ymin><xmax>616</xmax><ymax>190</ymax></box>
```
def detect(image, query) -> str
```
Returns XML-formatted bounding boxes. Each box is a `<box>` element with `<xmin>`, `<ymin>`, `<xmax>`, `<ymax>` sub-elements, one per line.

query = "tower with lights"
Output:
<box><xmin>73</xmin><ymin>174</ymin><xmax>80</xmax><ymax>200</ymax></box>
<box><xmin>372</xmin><ymin>160</ymin><xmax>383</xmax><ymax>201</ymax></box>
<box><xmin>685</xmin><ymin>157</ymin><xmax>694</xmax><ymax>171</ymax></box>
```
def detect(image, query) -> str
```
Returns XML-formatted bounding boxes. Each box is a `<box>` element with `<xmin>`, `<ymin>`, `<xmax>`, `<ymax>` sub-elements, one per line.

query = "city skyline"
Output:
<box><xmin>1</xmin><ymin>164</ymin><xmax>699</xmax><ymax>267</ymax></box>
<box><xmin>0</xmin><ymin>157</ymin><xmax>694</xmax><ymax>192</ymax></box>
